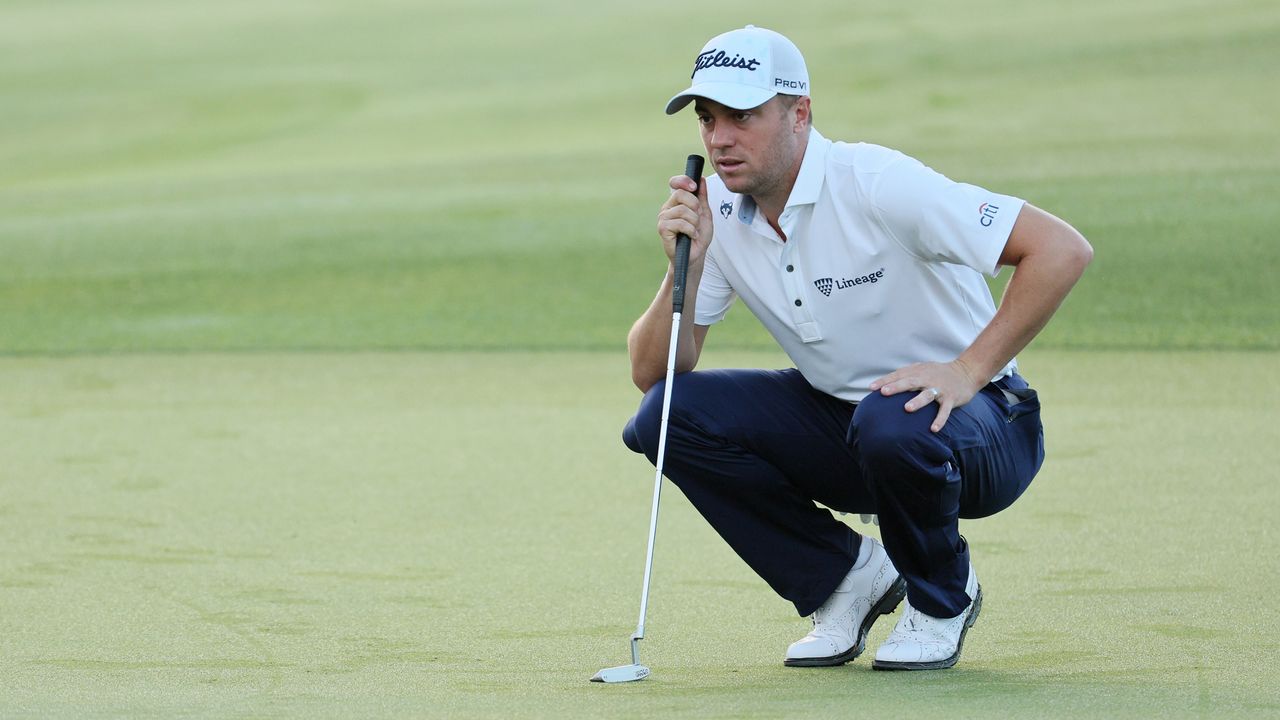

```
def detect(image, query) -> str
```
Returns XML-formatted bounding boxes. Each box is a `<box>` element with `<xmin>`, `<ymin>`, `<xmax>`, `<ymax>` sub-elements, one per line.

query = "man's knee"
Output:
<box><xmin>848</xmin><ymin>391</ymin><xmax>950</xmax><ymax>479</ymax></box>
<box><xmin>622</xmin><ymin>378</ymin><xmax>668</xmax><ymax>459</ymax></box>
<box><xmin>622</xmin><ymin>372</ymin><xmax>735</xmax><ymax>461</ymax></box>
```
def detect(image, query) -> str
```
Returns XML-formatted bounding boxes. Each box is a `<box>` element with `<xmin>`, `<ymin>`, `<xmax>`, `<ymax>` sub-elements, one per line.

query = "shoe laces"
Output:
<box><xmin>896</xmin><ymin>603</ymin><xmax>961</xmax><ymax>644</ymax></box>
<box><xmin>809</xmin><ymin>596</ymin><xmax>840</xmax><ymax>630</ymax></box>
<box><xmin>900</xmin><ymin>602</ymin><xmax>924</xmax><ymax>632</ymax></box>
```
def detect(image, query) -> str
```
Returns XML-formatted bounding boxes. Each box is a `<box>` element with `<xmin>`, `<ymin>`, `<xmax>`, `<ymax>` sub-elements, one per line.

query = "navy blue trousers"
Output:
<box><xmin>623</xmin><ymin>368</ymin><xmax>1044</xmax><ymax>618</ymax></box>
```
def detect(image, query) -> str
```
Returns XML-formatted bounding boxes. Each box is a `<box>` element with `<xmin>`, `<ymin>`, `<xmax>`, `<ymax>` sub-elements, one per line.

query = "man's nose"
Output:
<box><xmin>707</xmin><ymin>123</ymin><xmax>735</xmax><ymax>148</ymax></box>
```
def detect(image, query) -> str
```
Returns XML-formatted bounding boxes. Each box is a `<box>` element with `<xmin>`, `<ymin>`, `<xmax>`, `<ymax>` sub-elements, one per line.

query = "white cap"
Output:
<box><xmin>665</xmin><ymin>26</ymin><xmax>809</xmax><ymax>115</ymax></box>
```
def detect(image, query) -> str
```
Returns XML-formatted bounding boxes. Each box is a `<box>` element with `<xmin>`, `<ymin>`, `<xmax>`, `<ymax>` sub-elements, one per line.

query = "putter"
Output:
<box><xmin>592</xmin><ymin>154</ymin><xmax>705</xmax><ymax>684</ymax></box>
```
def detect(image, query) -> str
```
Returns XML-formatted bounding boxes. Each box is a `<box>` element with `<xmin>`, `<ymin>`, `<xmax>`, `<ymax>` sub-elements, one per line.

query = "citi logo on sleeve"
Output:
<box><xmin>814</xmin><ymin>269</ymin><xmax>885</xmax><ymax>297</ymax></box>
<box><xmin>979</xmin><ymin>202</ymin><xmax>1000</xmax><ymax>226</ymax></box>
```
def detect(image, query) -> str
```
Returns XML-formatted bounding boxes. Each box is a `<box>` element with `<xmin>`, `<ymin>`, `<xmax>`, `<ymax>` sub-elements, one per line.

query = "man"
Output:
<box><xmin>622</xmin><ymin>25</ymin><xmax>1092</xmax><ymax>671</ymax></box>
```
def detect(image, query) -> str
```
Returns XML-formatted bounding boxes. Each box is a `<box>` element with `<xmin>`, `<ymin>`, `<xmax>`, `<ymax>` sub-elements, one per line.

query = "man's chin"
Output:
<box><xmin>719</xmin><ymin>176</ymin><xmax>755</xmax><ymax>196</ymax></box>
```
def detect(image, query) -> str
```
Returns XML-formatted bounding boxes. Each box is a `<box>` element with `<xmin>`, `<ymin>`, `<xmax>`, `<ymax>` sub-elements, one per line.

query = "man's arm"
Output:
<box><xmin>871</xmin><ymin>203</ymin><xmax>1093</xmax><ymax>430</ymax></box>
<box><xmin>627</xmin><ymin>274</ymin><xmax>710</xmax><ymax>392</ymax></box>
<box><xmin>628</xmin><ymin>173</ymin><xmax>716</xmax><ymax>392</ymax></box>
<box><xmin>956</xmin><ymin>203</ymin><xmax>1093</xmax><ymax>384</ymax></box>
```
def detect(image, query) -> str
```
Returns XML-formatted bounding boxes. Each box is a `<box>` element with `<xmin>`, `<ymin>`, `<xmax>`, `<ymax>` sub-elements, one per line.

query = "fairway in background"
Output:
<box><xmin>1</xmin><ymin>0</ymin><xmax>1277</xmax><ymax>353</ymax></box>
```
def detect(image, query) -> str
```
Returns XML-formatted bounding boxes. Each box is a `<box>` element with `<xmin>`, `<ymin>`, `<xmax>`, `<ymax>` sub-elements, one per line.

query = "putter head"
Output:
<box><xmin>590</xmin><ymin>663</ymin><xmax>650</xmax><ymax>683</ymax></box>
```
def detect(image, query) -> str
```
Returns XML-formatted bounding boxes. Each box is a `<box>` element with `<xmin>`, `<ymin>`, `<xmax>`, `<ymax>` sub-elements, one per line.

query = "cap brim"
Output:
<box><xmin>665</xmin><ymin>82</ymin><xmax>777</xmax><ymax>115</ymax></box>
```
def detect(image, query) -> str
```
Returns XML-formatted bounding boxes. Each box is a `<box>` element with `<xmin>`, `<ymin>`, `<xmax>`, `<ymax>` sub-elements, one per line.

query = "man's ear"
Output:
<box><xmin>792</xmin><ymin>96</ymin><xmax>811</xmax><ymax>133</ymax></box>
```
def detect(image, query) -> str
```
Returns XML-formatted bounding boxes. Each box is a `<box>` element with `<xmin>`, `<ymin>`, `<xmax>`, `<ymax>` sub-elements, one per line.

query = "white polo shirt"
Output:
<box><xmin>696</xmin><ymin>128</ymin><xmax>1024</xmax><ymax>402</ymax></box>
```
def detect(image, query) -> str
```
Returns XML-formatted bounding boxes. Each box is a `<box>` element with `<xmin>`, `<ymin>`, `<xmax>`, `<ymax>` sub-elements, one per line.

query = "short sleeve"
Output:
<box><xmin>870</xmin><ymin>155</ymin><xmax>1025</xmax><ymax>276</ymax></box>
<box><xmin>692</xmin><ymin>243</ymin><xmax>736</xmax><ymax>325</ymax></box>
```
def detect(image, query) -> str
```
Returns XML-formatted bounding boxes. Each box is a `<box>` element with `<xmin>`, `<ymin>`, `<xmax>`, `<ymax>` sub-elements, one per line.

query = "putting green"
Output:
<box><xmin>3</xmin><ymin>0</ymin><xmax>1278</xmax><ymax>716</ymax></box>
<box><xmin>1</xmin><ymin>349</ymin><xmax>1276</xmax><ymax>717</ymax></box>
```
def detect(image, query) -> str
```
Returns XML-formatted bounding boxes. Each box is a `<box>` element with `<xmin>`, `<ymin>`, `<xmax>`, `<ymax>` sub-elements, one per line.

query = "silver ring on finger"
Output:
<box><xmin>928</xmin><ymin>387</ymin><xmax>941</xmax><ymax>399</ymax></box>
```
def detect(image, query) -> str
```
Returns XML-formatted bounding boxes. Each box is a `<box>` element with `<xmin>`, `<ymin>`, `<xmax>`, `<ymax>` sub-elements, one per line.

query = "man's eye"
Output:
<box><xmin>734</xmin><ymin>112</ymin><xmax>751</xmax><ymax>122</ymax></box>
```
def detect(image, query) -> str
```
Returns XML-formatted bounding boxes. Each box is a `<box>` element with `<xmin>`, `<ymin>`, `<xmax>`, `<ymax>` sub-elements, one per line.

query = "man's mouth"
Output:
<box><xmin>716</xmin><ymin>157</ymin><xmax>745</xmax><ymax>173</ymax></box>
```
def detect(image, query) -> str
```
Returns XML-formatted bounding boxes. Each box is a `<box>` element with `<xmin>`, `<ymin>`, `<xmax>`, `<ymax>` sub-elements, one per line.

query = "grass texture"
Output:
<box><xmin>1</xmin><ymin>0</ymin><xmax>1277</xmax><ymax>354</ymax></box>
<box><xmin>1</xmin><ymin>349</ymin><xmax>1278</xmax><ymax>718</ymax></box>
<box><xmin>2</xmin><ymin>0</ymin><xmax>1279</xmax><ymax>717</ymax></box>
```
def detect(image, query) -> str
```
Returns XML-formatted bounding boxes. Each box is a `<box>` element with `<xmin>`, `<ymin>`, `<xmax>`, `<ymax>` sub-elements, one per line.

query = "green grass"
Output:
<box><xmin>2</xmin><ymin>0</ymin><xmax>1278</xmax><ymax>354</ymax></box>
<box><xmin>2</xmin><ymin>0</ymin><xmax>1279</xmax><ymax>716</ymax></box>
<box><xmin>2</xmin><ymin>350</ymin><xmax>1278</xmax><ymax>718</ymax></box>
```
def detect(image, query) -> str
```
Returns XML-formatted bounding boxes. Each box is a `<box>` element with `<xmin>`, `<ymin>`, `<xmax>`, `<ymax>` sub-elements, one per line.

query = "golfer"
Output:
<box><xmin>623</xmin><ymin>25</ymin><xmax>1092</xmax><ymax>670</ymax></box>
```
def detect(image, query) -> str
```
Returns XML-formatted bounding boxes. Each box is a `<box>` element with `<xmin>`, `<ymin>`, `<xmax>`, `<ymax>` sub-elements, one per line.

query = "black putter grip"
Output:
<box><xmin>672</xmin><ymin>154</ymin><xmax>706</xmax><ymax>314</ymax></box>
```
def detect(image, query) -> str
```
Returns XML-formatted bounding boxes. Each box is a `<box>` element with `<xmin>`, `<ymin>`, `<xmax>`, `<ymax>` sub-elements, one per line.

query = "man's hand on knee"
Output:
<box><xmin>868</xmin><ymin>360</ymin><xmax>984</xmax><ymax>433</ymax></box>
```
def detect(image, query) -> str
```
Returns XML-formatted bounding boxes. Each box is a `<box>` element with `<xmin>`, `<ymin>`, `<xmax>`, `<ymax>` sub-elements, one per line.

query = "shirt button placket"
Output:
<box><xmin>780</xmin><ymin>246</ymin><xmax>807</xmax><ymax>317</ymax></box>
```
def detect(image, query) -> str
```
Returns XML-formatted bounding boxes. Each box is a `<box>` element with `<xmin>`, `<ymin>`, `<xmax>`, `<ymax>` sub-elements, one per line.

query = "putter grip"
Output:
<box><xmin>672</xmin><ymin>154</ymin><xmax>705</xmax><ymax>314</ymax></box>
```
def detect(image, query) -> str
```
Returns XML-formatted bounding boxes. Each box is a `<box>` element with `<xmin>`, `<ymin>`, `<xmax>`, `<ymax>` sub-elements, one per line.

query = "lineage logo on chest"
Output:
<box><xmin>813</xmin><ymin>269</ymin><xmax>885</xmax><ymax>297</ymax></box>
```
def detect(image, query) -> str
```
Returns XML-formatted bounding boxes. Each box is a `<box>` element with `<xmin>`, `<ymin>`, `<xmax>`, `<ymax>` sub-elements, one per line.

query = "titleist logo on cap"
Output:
<box><xmin>692</xmin><ymin>49</ymin><xmax>761</xmax><ymax>77</ymax></box>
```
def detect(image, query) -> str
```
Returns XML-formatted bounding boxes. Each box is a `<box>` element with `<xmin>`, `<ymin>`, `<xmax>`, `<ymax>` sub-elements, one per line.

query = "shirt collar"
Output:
<box><xmin>735</xmin><ymin>127</ymin><xmax>829</xmax><ymax>225</ymax></box>
<box><xmin>788</xmin><ymin>127</ymin><xmax>829</xmax><ymax>207</ymax></box>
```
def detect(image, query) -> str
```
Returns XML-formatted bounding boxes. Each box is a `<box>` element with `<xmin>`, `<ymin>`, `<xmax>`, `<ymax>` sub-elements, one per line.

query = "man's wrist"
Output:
<box><xmin>952</xmin><ymin>356</ymin><xmax>988</xmax><ymax>392</ymax></box>
<box><xmin>671</xmin><ymin>259</ymin><xmax>706</xmax><ymax>279</ymax></box>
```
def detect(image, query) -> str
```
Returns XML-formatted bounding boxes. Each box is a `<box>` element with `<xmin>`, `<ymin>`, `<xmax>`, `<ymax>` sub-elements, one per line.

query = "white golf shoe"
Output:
<box><xmin>872</xmin><ymin>562</ymin><xmax>982</xmax><ymax>671</ymax></box>
<box><xmin>784</xmin><ymin>536</ymin><xmax>906</xmax><ymax>667</ymax></box>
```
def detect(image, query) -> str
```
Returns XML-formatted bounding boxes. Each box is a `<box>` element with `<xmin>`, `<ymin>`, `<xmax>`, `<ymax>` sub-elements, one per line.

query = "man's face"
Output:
<box><xmin>694</xmin><ymin>96</ymin><xmax>807</xmax><ymax>199</ymax></box>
